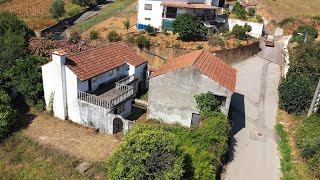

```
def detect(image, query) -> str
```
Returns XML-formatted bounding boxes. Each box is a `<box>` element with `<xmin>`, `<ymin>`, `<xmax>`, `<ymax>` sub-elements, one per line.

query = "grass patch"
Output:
<box><xmin>0</xmin><ymin>133</ymin><xmax>107</xmax><ymax>179</ymax></box>
<box><xmin>136</xmin><ymin>90</ymin><xmax>148</xmax><ymax>101</ymax></box>
<box><xmin>275</xmin><ymin>123</ymin><xmax>302</xmax><ymax>180</ymax></box>
<box><xmin>74</xmin><ymin>0</ymin><xmax>134</xmax><ymax>32</ymax></box>
<box><xmin>0</xmin><ymin>0</ymin><xmax>11</xmax><ymax>4</ymax></box>
<box><xmin>65</xmin><ymin>2</ymin><xmax>85</xmax><ymax>17</ymax></box>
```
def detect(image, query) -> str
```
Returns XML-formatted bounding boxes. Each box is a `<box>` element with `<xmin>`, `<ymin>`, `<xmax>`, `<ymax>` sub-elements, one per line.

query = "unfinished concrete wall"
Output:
<box><xmin>214</xmin><ymin>41</ymin><xmax>260</xmax><ymax>64</ymax></box>
<box><xmin>148</xmin><ymin>67</ymin><xmax>232</xmax><ymax>127</ymax></box>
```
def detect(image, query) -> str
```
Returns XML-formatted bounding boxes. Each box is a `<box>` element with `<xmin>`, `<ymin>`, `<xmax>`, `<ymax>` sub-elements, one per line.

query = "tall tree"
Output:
<box><xmin>50</xmin><ymin>0</ymin><xmax>66</xmax><ymax>20</ymax></box>
<box><xmin>173</xmin><ymin>13</ymin><xmax>207</xmax><ymax>40</ymax></box>
<box><xmin>0</xmin><ymin>89</ymin><xmax>16</xmax><ymax>140</ymax></box>
<box><xmin>0</xmin><ymin>12</ymin><xmax>34</xmax><ymax>70</ymax></box>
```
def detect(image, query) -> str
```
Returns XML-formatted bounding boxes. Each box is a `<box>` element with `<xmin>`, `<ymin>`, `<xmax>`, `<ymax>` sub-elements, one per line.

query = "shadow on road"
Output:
<box><xmin>226</xmin><ymin>93</ymin><xmax>246</xmax><ymax>163</ymax></box>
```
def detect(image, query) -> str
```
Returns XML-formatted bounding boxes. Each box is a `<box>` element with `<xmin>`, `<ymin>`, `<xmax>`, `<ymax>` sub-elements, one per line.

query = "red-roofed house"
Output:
<box><xmin>42</xmin><ymin>42</ymin><xmax>148</xmax><ymax>134</ymax></box>
<box><xmin>148</xmin><ymin>50</ymin><xmax>236</xmax><ymax>127</ymax></box>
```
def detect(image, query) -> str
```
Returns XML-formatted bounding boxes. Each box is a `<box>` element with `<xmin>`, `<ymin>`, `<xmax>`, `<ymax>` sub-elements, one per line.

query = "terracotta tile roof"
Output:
<box><xmin>151</xmin><ymin>50</ymin><xmax>237</xmax><ymax>92</ymax></box>
<box><xmin>66</xmin><ymin>42</ymin><xmax>147</xmax><ymax>81</ymax></box>
<box><xmin>161</xmin><ymin>2</ymin><xmax>218</xmax><ymax>9</ymax></box>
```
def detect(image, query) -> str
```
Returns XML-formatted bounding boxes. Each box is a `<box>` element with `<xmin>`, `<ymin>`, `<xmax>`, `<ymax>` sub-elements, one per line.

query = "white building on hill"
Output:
<box><xmin>137</xmin><ymin>0</ymin><xmax>225</xmax><ymax>31</ymax></box>
<box><xmin>42</xmin><ymin>42</ymin><xmax>148</xmax><ymax>134</ymax></box>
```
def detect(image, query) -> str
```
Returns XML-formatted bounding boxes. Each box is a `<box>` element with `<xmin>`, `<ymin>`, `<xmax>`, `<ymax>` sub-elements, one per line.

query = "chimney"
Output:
<box><xmin>52</xmin><ymin>50</ymin><xmax>67</xmax><ymax>65</ymax></box>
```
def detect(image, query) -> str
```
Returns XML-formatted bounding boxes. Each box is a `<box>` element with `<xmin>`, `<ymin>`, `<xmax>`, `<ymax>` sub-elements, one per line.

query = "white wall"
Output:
<box><xmin>42</xmin><ymin>53</ymin><xmax>68</xmax><ymax>120</ymax></box>
<box><xmin>138</xmin><ymin>0</ymin><xmax>164</xmax><ymax>29</ymax></box>
<box><xmin>227</xmin><ymin>18</ymin><xmax>264</xmax><ymax>38</ymax></box>
<box><xmin>65</xmin><ymin>67</ymin><xmax>81</xmax><ymax>123</ymax></box>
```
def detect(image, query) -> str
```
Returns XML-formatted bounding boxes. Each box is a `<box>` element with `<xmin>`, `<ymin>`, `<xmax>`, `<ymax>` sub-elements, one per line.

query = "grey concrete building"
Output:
<box><xmin>147</xmin><ymin>50</ymin><xmax>237</xmax><ymax>127</ymax></box>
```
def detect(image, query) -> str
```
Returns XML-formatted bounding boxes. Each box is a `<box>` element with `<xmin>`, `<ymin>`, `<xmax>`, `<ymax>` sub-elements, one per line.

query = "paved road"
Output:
<box><xmin>224</xmin><ymin>38</ymin><xmax>285</xmax><ymax>180</ymax></box>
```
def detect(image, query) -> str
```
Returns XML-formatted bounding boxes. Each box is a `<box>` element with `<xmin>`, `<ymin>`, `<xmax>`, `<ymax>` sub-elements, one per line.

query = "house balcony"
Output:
<box><xmin>77</xmin><ymin>75</ymin><xmax>136</xmax><ymax>110</ymax></box>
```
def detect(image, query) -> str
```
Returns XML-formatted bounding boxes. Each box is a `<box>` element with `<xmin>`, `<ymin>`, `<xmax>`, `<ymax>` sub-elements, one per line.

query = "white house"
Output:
<box><xmin>42</xmin><ymin>42</ymin><xmax>148</xmax><ymax>134</ymax></box>
<box><xmin>147</xmin><ymin>50</ymin><xmax>236</xmax><ymax>127</ymax></box>
<box><xmin>137</xmin><ymin>0</ymin><xmax>225</xmax><ymax>30</ymax></box>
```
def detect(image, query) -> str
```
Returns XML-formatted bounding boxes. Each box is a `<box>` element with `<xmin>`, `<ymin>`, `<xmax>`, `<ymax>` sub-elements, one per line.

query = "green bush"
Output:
<box><xmin>68</xmin><ymin>29</ymin><xmax>82</xmax><ymax>44</ymax></box>
<box><xmin>107</xmin><ymin>128</ymin><xmax>185</xmax><ymax>179</ymax></box>
<box><xmin>297</xmin><ymin>114</ymin><xmax>320</xmax><ymax>178</ymax></box>
<box><xmin>313</xmin><ymin>15</ymin><xmax>320</xmax><ymax>20</ymax></box>
<box><xmin>109</xmin><ymin>111</ymin><xmax>230</xmax><ymax>179</ymax></box>
<box><xmin>0</xmin><ymin>89</ymin><xmax>16</xmax><ymax>140</ymax></box>
<box><xmin>232</xmin><ymin>23</ymin><xmax>252</xmax><ymax>40</ymax></box>
<box><xmin>195</xmin><ymin>91</ymin><xmax>220</xmax><ymax>114</ymax></box>
<box><xmin>10</xmin><ymin>56</ymin><xmax>49</xmax><ymax>109</ymax></box>
<box><xmin>135</xmin><ymin>35</ymin><xmax>150</xmax><ymax>48</ymax></box>
<box><xmin>173</xmin><ymin>13</ymin><xmax>207</xmax><ymax>40</ymax></box>
<box><xmin>218</xmin><ymin>26</ymin><xmax>229</xmax><ymax>33</ymax></box>
<box><xmin>247</xmin><ymin>7</ymin><xmax>256</xmax><ymax>16</ymax></box>
<box><xmin>278</xmin><ymin>17</ymin><xmax>294</xmax><ymax>27</ymax></box>
<box><xmin>107</xmin><ymin>30</ymin><xmax>122</xmax><ymax>42</ymax></box>
<box><xmin>145</xmin><ymin>24</ymin><xmax>157</xmax><ymax>36</ymax></box>
<box><xmin>123</xmin><ymin>18</ymin><xmax>130</xmax><ymax>31</ymax></box>
<box><xmin>291</xmin><ymin>25</ymin><xmax>318</xmax><ymax>43</ymax></box>
<box><xmin>232</xmin><ymin>2</ymin><xmax>247</xmax><ymax>19</ymax></box>
<box><xmin>89</xmin><ymin>30</ymin><xmax>99</xmax><ymax>40</ymax></box>
<box><xmin>278</xmin><ymin>74</ymin><xmax>315</xmax><ymax>114</ymax></box>
<box><xmin>256</xmin><ymin>15</ymin><xmax>263</xmax><ymax>23</ymax></box>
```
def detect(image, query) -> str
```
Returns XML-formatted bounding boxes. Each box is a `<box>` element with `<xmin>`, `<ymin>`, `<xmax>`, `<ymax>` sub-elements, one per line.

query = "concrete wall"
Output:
<box><xmin>42</xmin><ymin>52</ymin><xmax>68</xmax><ymax>120</ymax></box>
<box><xmin>214</xmin><ymin>41</ymin><xmax>260</xmax><ymax>64</ymax></box>
<box><xmin>227</xmin><ymin>18</ymin><xmax>263</xmax><ymax>38</ymax></box>
<box><xmin>148</xmin><ymin>67</ymin><xmax>233</xmax><ymax>127</ymax></box>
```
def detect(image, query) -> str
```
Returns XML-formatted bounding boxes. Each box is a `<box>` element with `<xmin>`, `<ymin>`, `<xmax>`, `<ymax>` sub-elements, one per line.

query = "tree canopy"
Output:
<box><xmin>10</xmin><ymin>56</ymin><xmax>49</xmax><ymax>109</ymax></box>
<box><xmin>0</xmin><ymin>89</ymin><xmax>16</xmax><ymax>140</ymax></box>
<box><xmin>107</xmin><ymin>128</ymin><xmax>185</xmax><ymax>179</ymax></box>
<box><xmin>50</xmin><ymin>0</ymin><xmax>66</xmax><ymax>20</ymax></box>
<box><xmin>173</xmin><ymin>13</ymin><xmax>207</xmax><ymax>40</ymax></box>
<box><xmin>291</xmin><ymin>26</ymin><xmax>318</xmax><ymax>43</ymax></box>
<box><xmin>231</xmin><ymin>23</ymin><xmax>252</xmax><ymax>40</ymax></box>
<box><xmin>0</xmin><ymin>12</ymin><xmax>34</xmax><ymax>70</ymax></box>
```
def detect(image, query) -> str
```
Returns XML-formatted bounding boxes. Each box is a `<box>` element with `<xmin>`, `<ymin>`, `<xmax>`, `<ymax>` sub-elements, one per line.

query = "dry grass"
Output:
<box><xmin>0</xmin><ymin>0</ymin><xmax>84</xmax><ymax>30</ymax></box>
<box><xmin>277</xmin><ymin>110</ymin><xmax>314</xmax><ymax>179</ymax></box>
<box><xmin>22</xmin><ymin>109</ymin><xmax>120</xmax><ymax>162</ymax></box>
<box><xmin>253</xmin><ymin>0</ymin><xmax>320</xmax><ymax>21</ymax></box>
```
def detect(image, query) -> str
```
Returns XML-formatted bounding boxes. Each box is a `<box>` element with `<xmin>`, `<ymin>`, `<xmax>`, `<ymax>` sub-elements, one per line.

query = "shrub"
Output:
<box><xmin>231</xmin><ymin>23</ymin><xmax>252</xmax><ymax>40</ymax></box>
<box><xmin>0</xmin><ymin>89</ymin><xmax>16</xmax><ymax>140</ymax></box>
<box><xmin>196</xmin><ymin>44</ymin><xmax>203</xmax><ymax>50</ymax></box>
<box><xmin>123</xmin><ymin>19</ymin><xmax>130</xmax><ymax>31</ymax></box>
<box><xmin>247</xmin><ymin>7</ymin><xmax>256</xmax><ymax>16</ymax></box>
<box><xmin>256</xmin><ymin>15</ymin><xmax>263</xmax><ymax>23</ymax></box>
<box><xmin>162</xmin><ymin>28</ymin><xmax>168</xmax><ymax>36</ymax></box>
<box><xmin>89</xmin><ymin>30</ymin><xmax>99</xmax><ymax>40</ymax></box>
<box><xmin>313</xmin><ymin>15</ymin><xmax>320</xmax><ymax>20</ymax></box>
<box><xmin>297</xmin><ymin>114</ymin><xmax>320</xmax><ymax>178</ymax></box>
<box><xmin>10</xmin><ymin>56</ymin><xmax>49</xmax><ymax>109</ymax></box>
<box><xmin>232</xmin><ymin>2</ymin><xmax>247</xmax><ymax>19</ymax></box>
<box><xmin>68</xmin><ymin>29</ymin><xmax>81</xmax><ymax>44</ymax></box>
<box><xmin>111</xmin><ymin>111</ymin><xmax>231</xmax><ymax>179</ymax></box>
<box><xmin>145</xmin><ymin>24</ymin><xmax>157</xmax><ymax>36</ymax></box>
<box><xmin>278</xmin><ymin>74</ymin><xmax>315</xmax><ymax>113</ymax></box>
<box><xmin>219</xmin><ymin>26</ymin><xmax>229</xmax><ymax>33</ymax></box>
<box><xmin>291</xmin><ymin>25</ymin><xmax>318</xmax><ymax>43</ymax></box>
<box><xmin>195</xmin><ymin>91</ymin><xmax>220</xmax><ymax>114</ymax></box>
<box><xmin>50</xmin><ymin>0</ymin><xmax>65</xmax><ymax>20</ymax></box>
<box><xmin>107</xmin><ymin>128</ymin><xmax>185</xmax><ymax>179</ymax></box>
<box><xmin>173</xmin><ymin>13</ymin><xmax>207</xmax><ymax>40</ymax></box>
<box><xmin>278</xmin><ymin>17</ymin><xmax>294</xmax><ymax>27</ymax></box>
<box><xmin>107</xmin><ymin>30</ymin><xmax>121</xmax><ymax>42</ymax></box>
<box><xmin>72</xmin><ymin>0</ymin><xmax>95</xmax><ymax>7</ymax></box>
<box><xmin>135</xmin><ymin>35</ymin><xmax>150</xmax><ymax>48</ymax></box>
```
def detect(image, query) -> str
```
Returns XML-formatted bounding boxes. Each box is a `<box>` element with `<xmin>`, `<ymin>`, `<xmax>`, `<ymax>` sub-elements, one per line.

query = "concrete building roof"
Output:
<box><xmin>150</xmin><ymin>50</ymin><xmax>237</xmax><ymax>92</ymax></box>
<box><xmin>161</xmin><ymin>2</ymin><xmax>218</xmax><ymax>9</ymax></box>
<box><xmin>66</xmin><ymin>42</ymin><xmax>147</xmax><ymax>81</ymax></box>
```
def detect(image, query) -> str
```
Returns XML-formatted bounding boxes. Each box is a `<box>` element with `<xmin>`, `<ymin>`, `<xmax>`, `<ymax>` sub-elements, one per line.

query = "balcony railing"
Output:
<box><xmin>77</xmin><ymin>75</ymin><xmax>135</xmax><ymax>109</ymax></box>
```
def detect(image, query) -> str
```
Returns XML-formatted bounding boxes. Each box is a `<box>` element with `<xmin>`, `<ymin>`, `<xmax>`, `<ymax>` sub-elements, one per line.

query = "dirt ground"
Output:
<box><xmin>22</xmin><ymin>109</ymin><xmax>120</xmax><ymax>162</ymax></box>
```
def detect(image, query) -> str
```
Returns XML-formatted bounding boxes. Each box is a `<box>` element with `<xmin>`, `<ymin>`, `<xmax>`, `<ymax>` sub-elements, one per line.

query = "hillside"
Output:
<box><xmin>251</xmin><ymin>0</ymin><xmax>320</xmax><ymax>21</ymax></box>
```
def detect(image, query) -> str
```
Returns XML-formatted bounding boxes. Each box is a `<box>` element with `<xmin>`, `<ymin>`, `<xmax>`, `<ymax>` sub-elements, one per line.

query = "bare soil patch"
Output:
<box><xmin>22</xmin><ymin>109</ymin><xmax>120</xmax><ymax>162</ymax></box>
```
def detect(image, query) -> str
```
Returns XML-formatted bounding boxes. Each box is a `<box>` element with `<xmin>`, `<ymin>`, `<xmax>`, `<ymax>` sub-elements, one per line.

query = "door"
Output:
<box><xmin>88</xmin><ymin>79</ymin><xmax>92</xmax><ymax>91</ymax></box>
<box><xmin>191</xmin><ymin>113</ymin><xmax>201</xmax><ymax>125</ymax></box>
